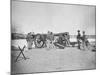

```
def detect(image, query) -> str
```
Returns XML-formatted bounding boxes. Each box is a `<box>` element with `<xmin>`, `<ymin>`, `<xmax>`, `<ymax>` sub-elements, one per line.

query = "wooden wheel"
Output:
<box><xmin>34</xmin><ymin>34</ymin><xmax>45</xmax><ymax>48</ymax></box>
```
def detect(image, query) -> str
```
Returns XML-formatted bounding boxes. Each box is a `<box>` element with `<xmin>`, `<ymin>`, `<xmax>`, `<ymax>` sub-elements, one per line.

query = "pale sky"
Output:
<box><xmin>11</xmin><ymin>1</ymin><xmax>96</xmax><ymax>35</ymax></box>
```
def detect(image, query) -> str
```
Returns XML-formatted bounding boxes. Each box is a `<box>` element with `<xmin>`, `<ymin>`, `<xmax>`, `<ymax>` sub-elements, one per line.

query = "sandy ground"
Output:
<box><xmin>11</xmin><ymin>47</ymin><xmax>96</xmax><ymax>74</ymax></box>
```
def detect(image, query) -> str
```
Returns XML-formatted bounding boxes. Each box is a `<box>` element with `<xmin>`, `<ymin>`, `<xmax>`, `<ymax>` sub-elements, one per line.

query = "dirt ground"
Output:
<box><xmin>11</xmin><ymin>47</ymin><xmax>96</xmax><ymax>74</ymax></box>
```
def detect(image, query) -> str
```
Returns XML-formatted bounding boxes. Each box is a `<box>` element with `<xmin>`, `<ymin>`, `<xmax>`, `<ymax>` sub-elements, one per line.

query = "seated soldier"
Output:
<box><xmin>54</xmin><ymin>34</ymin><xmax>66</xmax><ymax>49</ymax></box>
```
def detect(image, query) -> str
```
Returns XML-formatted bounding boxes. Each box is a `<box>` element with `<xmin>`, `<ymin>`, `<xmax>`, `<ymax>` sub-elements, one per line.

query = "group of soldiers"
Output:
<box><xmin>77</xmin><ymin>30</ymin><xmax>89</xmax><ymax>50</ymax></box>
<box><xmin>26</xmin><ymin>30</ymin><xmax>89</xmax><ymax>50</ymax></box>
<box><xmin>26</xmin><ymin>31</ymin><xmax>70</xmax><ymax>49</ymax></box>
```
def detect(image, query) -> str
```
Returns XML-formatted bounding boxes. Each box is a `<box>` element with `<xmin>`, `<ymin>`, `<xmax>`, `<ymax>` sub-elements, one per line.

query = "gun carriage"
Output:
<box><xmin>33</xmin><ymin>32</ymin><xmax>70</xmax><ymax>48</ymax></box>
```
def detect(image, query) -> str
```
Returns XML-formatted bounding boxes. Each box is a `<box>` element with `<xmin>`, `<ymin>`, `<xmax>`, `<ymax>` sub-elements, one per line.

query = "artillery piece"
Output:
<box><xmin>33</xmin><ymin>32</ymin><xmax>70</xmax><ymax>48</ymax></box>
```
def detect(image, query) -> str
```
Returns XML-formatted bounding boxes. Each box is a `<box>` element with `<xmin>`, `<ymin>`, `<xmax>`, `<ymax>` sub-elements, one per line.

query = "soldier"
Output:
<box><xmin>26</xmin><ymin>32</ymin><xmax>34</xmax><ymax>49</ymax></box>
<box><xmin>46</xmin><ymin>31</ymin><xmax>54</xmax><ymax>48</ymax></box>
<box><xmin>82</xmin><ymin>31</ymin><xmax>88</xmax><ymax>49</ymax></box>
<box><xmin>54</xmin><ymin>34</ymin><xmax>66</xmax><ymax>49</ymax></box>
<box><xmin>77</xmin><ymin>30</ymin><xmax>81</xmax><ymax>49</ymax></box>
<box><xmin>64</xmin><ymin>33</ymin><xmax>70</xmax><ymax>47</ymax></box>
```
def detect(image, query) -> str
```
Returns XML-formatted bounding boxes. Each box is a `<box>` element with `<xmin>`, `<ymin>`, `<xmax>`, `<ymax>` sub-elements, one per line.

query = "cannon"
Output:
<box><xmin>34</xmin><ymin>32</ymin><xmax>70</xmax><ymax>48</ymax></box>
<box><xmin>26</xmin><ymin>32</ymin><xmax>70</xmax><ymax>49</ymax></box>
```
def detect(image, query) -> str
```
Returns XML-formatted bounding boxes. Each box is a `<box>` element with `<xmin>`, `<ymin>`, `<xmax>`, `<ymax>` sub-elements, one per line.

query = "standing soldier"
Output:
<box><xmin>77</xmin><ymin>30</ymin><xmax>81</xmax><ymax>49</ymax></box>
<box><xmin>46</xmin><ymin>31</ymin><xmax>54</xmax><ymax>48</ymax></box>
<box><xmin>82</xmin><ymin>31</ymin><xmax>88</xmax><ymax>49</ymax></box>
<box><xmin>64</xmin><ymin>33</ymin><xmax>70</xmax><ymax>47</ymax></box>
<box><xmin>26</xmin><ymin>32</ymin><xmax>34</xmax><ymax>49</ymax></box>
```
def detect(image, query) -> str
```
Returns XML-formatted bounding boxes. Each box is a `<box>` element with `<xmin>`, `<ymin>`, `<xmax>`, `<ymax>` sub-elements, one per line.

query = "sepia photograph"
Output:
<box><xmin>11</xmin><ymin>0</ymin><xmax>96</xmax><ymax>74</ymax></box>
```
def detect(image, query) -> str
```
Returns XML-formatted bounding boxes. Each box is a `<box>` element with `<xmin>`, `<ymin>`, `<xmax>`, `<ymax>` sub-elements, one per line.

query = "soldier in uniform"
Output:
<box><xmin>46</xmin><ymin>31</ymin><xmax>54</xmax><ymax>48</ymax></box>
<box><xmin>77</xmin><ymin>30</ymin><xmax>81</xmax><ymax>49</ymax></box>
<box><xmin>26</xmin><ymin>32</ymin><xmax>34</xmax><ymax>49</ymax></box>
<box><xmin>64</xmin><ymin>33</ymin><xmax>70</xmax><ymax>47</ymax></box>
<box><xmin>54</xmin><ymin>34</ymin><xmax>66</xmax><ymax>49</ymax></box>
<box><xmin>82</xmin><ymin>31</ymin><xmax>89</xmax><ymax>49</ymax></box>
